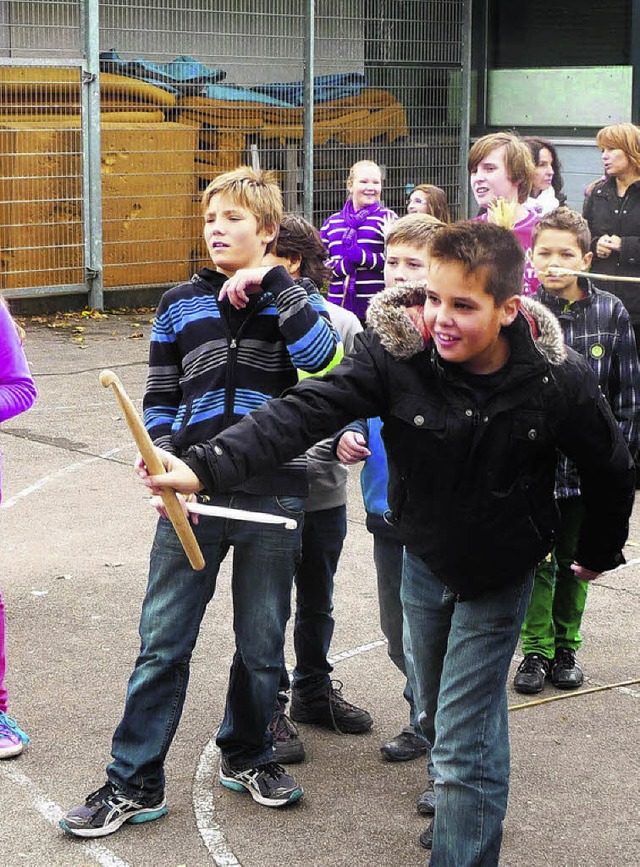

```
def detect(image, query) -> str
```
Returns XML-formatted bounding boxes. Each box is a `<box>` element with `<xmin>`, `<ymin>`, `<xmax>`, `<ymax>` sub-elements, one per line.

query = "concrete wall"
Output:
<box><xmin>0</xmin><ymin>0</ymin><xmax>366</xmax><ymax>82</ymax></box>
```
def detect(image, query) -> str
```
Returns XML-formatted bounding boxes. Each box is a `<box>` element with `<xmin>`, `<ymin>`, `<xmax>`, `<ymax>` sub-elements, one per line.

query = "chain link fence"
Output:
<box><xmin>0</xmin><ymin>0</ymin><xmax>470</xmax><ymax>306</ymax></box>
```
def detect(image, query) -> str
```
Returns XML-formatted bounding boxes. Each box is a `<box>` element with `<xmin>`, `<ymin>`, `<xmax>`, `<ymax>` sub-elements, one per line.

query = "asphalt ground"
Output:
<box><xmin>1</xmin><ymin>310</ymin><xmax>638</xmax><ymax>867</ymax></box>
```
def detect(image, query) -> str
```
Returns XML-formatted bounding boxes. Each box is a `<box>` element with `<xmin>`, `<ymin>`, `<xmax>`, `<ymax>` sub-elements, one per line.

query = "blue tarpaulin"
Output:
<box><xmin>249</xmin><ymin>72</ymin><xmax>368</xmax><ymax>106</ymax></box>
<box><xmin>99</xmin><ymin>52</ymin><xmax>226</xmax><ymax>96</ymax></box>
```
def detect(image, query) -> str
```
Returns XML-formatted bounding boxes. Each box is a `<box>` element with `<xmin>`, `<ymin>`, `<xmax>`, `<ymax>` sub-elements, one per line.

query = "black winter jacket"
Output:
<box><xmin>183</xmin><ymin>287</ymin><xmax>635</xmax><ymax>599</ymax></box>
<box><xmin>583</xmin><ymin>177</ymin><xmax>640</xmax><ymax>322</ymax></box>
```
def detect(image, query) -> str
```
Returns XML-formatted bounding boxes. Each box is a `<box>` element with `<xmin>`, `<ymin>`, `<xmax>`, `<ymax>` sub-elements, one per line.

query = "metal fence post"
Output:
<box><xmin>458</xmin><ymin>0</ymin><xmax>473</xmax><ymax>218</ymax></box>
<box><xmin>82</xmin><ymin>0</ymin><xmax>104</xmax><ymax>309</ymax></box>
<box><xmin>302</xmin><ymin>0</ymin><xmax>314</xmax><ymax>222</ymax></box>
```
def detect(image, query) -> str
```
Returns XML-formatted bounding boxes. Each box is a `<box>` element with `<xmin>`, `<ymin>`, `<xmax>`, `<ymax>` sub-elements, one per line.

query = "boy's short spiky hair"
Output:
<box><xmin>385</xmin><ymin>213</ymin><xmax>444</xmax><ymax>251</ymax></box>
<box><xmin>531</xmin><ymin>206</ymin><xmax>592</xmax><ymax>255</ymax></box>
<box><xmin>201</xmin><ymin>166</ymin><xmax>283</xmax><ymax>234</ymax></box>
<box><xmin>468</xmin><ymin>132</ymin><xmax>536</xmax><ymax>204</ymax></box>
<box><xmin>276</xmin><ymin>213</ymin><xmax>332</xmax><ymax>289</ymax></box>
<box><xmin>428</xmin><ymin>221</ymin><xmax>524</xmax><ymax>304</ymax></box>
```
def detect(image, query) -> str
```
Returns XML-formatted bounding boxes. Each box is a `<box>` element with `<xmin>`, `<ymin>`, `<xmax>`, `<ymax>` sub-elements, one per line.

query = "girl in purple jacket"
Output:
<box><xmin>0</xmin><ymin>297</ymin><xmax>37</xmax><ymax>758</ymax></box>
<box><xmin>320</xmin><ymin>160</ymin><xmax>397</xmax><ymax>322</ymax></box>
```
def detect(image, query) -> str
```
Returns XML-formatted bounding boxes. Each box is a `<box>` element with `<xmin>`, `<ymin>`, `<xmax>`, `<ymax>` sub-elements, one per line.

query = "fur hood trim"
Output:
<box><xmin>365</xmin><ymin>284</ymin><xmax>566</xmax><ymax>366</ymax></box>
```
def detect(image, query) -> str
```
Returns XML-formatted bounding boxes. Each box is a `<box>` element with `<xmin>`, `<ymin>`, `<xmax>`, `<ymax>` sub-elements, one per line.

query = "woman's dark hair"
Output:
<box><xmin>275</xmin><ymin>213</ymin><xmax>332</xmax><ymax>289</ymax></box>
<box><xmin>522</xmin><ymin>137</ymin><xmax>566</xmax><ymax>204</ymax></box>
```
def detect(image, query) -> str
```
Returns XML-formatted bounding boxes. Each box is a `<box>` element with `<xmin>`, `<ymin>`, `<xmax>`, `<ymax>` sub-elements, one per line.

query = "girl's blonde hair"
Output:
<box><xmin>347</xmin><ymin>160</ymin><xmax>382</xmax><ymax>185</ymax></box>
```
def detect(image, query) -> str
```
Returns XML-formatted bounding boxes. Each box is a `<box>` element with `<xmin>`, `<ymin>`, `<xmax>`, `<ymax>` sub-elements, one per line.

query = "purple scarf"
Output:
<box><xmin>338</xmin><ymin>199</ymin><xmax>385</xmax><ymax>304</ymax></box>
<box><xmin>340</xmin><ymin>198</ymin><xmax>384</xmax><ymax>249</ymax></box>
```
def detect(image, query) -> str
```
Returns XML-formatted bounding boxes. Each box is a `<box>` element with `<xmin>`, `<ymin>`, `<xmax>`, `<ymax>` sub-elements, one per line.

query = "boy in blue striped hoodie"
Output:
<box><xmin>61</xmin><ymin>167</ymin><xmax>340</xmax><ymax>839</ymax></box>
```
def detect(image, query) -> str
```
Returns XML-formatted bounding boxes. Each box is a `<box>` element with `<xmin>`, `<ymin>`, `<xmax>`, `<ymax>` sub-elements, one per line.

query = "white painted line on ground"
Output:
<box><xmin>0</xmin><ymin>764</ymin><xmax>130</xmax><ymax>867</ymax></box>
<box><xmin>192</xmin><ymin>639</ymin><xmax>389</xmax><ymax>865</ymax></box>
<box><xmin>192</xmin><ymin>733</ymin><xmax>241</xmax><ymax>867</ymax></box>
<box><xmin>0</xmin><ymin>446</ymin><xmax>128</xmax><ymax>510</ymax></box>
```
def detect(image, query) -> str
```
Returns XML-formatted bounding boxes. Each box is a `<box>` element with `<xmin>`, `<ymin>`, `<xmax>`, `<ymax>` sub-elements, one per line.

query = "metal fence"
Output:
<box><xmin>0</xmin><ymin>0</ymin><xmax>471</xmax><ymax>308</ymax></box>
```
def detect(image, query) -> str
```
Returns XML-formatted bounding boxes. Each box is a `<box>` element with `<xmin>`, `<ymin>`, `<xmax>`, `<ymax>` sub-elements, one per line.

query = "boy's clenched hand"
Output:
<box><xmin>219</xmin><ymin>255</ymin><xmax>284</xmax><ymax>309</ymax></box>
<box><xmin>336</xmin><ymin>430</ymin><xmax>371</xmax><ymax>464</ymax></box>
<box><xmin>570</xmin><ymin>563</ymin><xmax>602</xmax><ymax>583</ymax></box>
<box><xmin>136</xmin><ymin>447</ymin><xmax>204</xmax><ymax>496</ymax></box>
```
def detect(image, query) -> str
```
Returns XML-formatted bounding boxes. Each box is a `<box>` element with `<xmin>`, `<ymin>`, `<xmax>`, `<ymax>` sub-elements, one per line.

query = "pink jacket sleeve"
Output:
<box><xmin>0</xmin><ymin>301</ymin><xmax>37</xmax><ymax>423</ymax></box>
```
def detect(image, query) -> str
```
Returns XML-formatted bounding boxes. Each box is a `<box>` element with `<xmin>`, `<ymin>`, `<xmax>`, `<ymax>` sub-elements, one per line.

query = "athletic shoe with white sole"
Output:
<box><xmin>0</xmin><ymin>712</ymin><xmax>29</xmax><ymax>759</ymax></box>
<box><xmin>219</xmin><ymin>755</ymin><xmax>303</xmax><ymax>807</ymax></box>
<box><xmin>59</xmin><ymin>782</ymin><xmax>168</xmax><ymax>838</ymax></box>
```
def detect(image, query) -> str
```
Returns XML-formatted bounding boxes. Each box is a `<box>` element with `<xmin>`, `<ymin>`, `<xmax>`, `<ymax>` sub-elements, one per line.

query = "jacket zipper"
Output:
<box><xmin>222</xmin><ymin>294</ymin><xmax>272</xmax><ymax>428</ymax></box>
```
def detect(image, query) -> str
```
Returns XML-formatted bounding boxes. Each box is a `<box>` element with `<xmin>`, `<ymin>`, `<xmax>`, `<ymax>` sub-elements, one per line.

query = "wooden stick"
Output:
<box><xmin>99</xmin><ymin>369</ymin><xmax>206</xmax><ymax>571</ymax></box>
<box><xmin>546</xmin><ymin>266</ymin><xmax>640</xmax><ymax>284</ymax></box>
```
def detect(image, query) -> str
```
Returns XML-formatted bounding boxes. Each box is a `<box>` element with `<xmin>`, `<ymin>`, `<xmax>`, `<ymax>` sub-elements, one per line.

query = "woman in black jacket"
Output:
<box><xmin>583</xmin><ymin>122</ymin><xmax>640</xmax><ymax>349</ymax></box>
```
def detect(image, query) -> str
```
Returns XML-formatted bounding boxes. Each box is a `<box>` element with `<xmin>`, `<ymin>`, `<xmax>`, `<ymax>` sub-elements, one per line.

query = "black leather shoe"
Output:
<box><xmin>513</xmin><ymin>653</ymin><xmax>550</xmax><ymax>694</ymax></box>
<box><xmin>419</xmin><ymin>818</ymin><xmax>434</xmax><ymax>850</ymax></box>
<box><xmin>290</xmin><ymin>680</ymin><xmax>373</xmax><ymax>734</ymax></box>
<box><xmin>551</xmin><ymin>647</ymin><xmax>584</xmax><ymax>689</ymax></box>
<box><xmin>380</xmin><ymin>730</ymin><xmax>429</xmax><ymax>762</ymax></box>
<box><xmin>417</xmin><ymin>778</ymin><xmax>436</xmax><ymax>815</ymax></box>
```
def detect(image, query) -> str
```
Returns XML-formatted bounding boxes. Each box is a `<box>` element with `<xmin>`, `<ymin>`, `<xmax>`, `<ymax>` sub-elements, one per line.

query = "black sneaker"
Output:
<box><xmin>290</xmin><ymin>680</ymin><xmax>373</xmax><ymax>734</ymax></box>
<box><xmin>380</xmin><ymin>729</ymin><xmax>429</xmax><ymax>762</ymax></box>
<box><xmin>417</xmin><ymin>777</ymin><xmax>436</xmax><ymax>815</ymax></box>
<box><xmin>60</xmin><ymin>782</ymin><xmax>168</xmax><ymax>838</ymax></box>
<box><xmin>513</xmin><ymin>653</ymin><xmax>551</xmax><ymax>694</ymax></box>
<box><xmin>269</xmin><ymin>697</ymin><xmax>306</xmax><ymax>764</ymax></box>
<box><xmin>219</xmin><ymin>755</ymin><xmax>303</xmax><ymax>807</ymax></box>
<box><xmin>419</xmin><ymin>818</ymin><xmax>434</xmax><ymax>850</ymax></box>
<box><xmin>551</xmin><ymin>647</ymin><xmax>584</xmax><ymax>689</ymax></box>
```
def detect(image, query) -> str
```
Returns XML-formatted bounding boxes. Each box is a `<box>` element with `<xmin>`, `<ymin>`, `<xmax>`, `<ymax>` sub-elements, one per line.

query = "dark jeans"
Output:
<box><xmin>372</xmin><ymin>533</ymin><xmax>422</xmax><ymax>731</ymax></box>
<box><xmin>279</xmin><ymin>504</ymin><xmax>347</xmax><ymax>696</ymax></box>
<box><xmin>402</xmin><ymin>552</ymin><xmax>533</xmax><ymax>866</ymax></box>
<box><xmin>107</xmin><ymin>493</ymin><xmax>304</xmax><ymax>800</ymax></box>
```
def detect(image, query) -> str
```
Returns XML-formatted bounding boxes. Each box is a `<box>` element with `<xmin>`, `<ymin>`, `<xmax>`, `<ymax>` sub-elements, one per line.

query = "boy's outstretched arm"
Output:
<box><xmin>153</xmin><ymin>337</ymin><xmax>385</xmax><ymax>496</ymax></box>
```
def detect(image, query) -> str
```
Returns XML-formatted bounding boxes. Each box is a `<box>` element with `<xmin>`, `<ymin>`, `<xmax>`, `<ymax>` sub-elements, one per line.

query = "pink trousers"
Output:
<box><xmin>0</xmin><ymin>590</ymin><xmax>7</xmax><ymax>712</ymax></box>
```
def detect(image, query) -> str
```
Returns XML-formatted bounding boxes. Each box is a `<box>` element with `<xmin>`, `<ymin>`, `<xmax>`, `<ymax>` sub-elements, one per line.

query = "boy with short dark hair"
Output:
<box><xmin>140</xmin><ymin>221</ymin><xmax>634</xmax><ymax>866</ymax></box>
<box><xmin>60</xmin><ymin>167</ymin><xmax>341</xmax><ymax>838</ymax></box>
<box><xmin>514</xmin><ymin>206</ymin><xmax>640</xmax><ymax>694</ymax></box>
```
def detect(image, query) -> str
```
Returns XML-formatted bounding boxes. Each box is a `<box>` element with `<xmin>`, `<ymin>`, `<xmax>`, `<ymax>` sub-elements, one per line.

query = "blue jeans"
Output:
<box><xmin>402</xmin><ymin>552</ymin><xmax>533</xmax><ymax>867</ymax></box>
<box><xmin>279</xmin><ymin>504</ymin><xmax>347</xmax><ymax>695</ymax></box>
<box><xmin>372</xmin><ymin>534</ymin><xmax>422</xmax><ymax>732</ymax></box>
<box><xmin>108</xmin><ymin>493</ymin><xmax>304</xmax><ymax>800</ymax></box>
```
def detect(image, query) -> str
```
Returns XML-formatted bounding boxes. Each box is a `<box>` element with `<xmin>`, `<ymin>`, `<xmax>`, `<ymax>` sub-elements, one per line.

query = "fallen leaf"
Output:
<box><xmin>129</xmin><ymin>331</ymin><xmax>144</xmax><ymax>339</ymax></box>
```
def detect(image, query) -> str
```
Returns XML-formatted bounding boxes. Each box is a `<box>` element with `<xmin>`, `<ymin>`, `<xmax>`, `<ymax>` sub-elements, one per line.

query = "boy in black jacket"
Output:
<box><xmin>139</xmin><ymin>222</ymin><xmax>634</xmax><ymax>867</ymax></box>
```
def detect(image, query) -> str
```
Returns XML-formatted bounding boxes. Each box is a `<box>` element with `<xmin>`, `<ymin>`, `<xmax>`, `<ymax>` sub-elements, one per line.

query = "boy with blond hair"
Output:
<box><xmin>61</xmin><ymin>167</ymin><xmax>340</xmax><ymax>837</ymax></box>
<box><xmin>143</xmin><ymin>221</ymin><xmax>634</xmax><ymax>864</ymax></box>
<box><xmin>514</xmin><ymin>207</ymin><xmax>640</xmax><ymax>693</ymax></box>
<box><xmin>337</xmin><ymin>213</ymin><xmax>442</xmax><ymax>770</ymax></box>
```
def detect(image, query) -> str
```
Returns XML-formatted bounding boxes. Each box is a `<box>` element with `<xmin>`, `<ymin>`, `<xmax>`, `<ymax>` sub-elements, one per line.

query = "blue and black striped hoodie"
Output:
<box><xmin>143</xmin><ymin>265</ymin><xmax>341</xmax><ymax>496</ymax></box>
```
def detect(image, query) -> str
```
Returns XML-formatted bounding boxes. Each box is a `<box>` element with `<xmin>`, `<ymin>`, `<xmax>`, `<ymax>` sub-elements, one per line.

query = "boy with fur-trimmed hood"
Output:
<box><xmin>139</xmin><ymin>221</ymin><xmax>634</xmax><ymax>866</ymax></box>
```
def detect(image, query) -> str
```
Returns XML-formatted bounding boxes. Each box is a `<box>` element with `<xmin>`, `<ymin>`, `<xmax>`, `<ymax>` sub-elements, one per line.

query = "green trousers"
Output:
<box><xmin>520</xmin><ymin>496</ymin><xmax>588</xmax><ymax>659</ymax></box>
